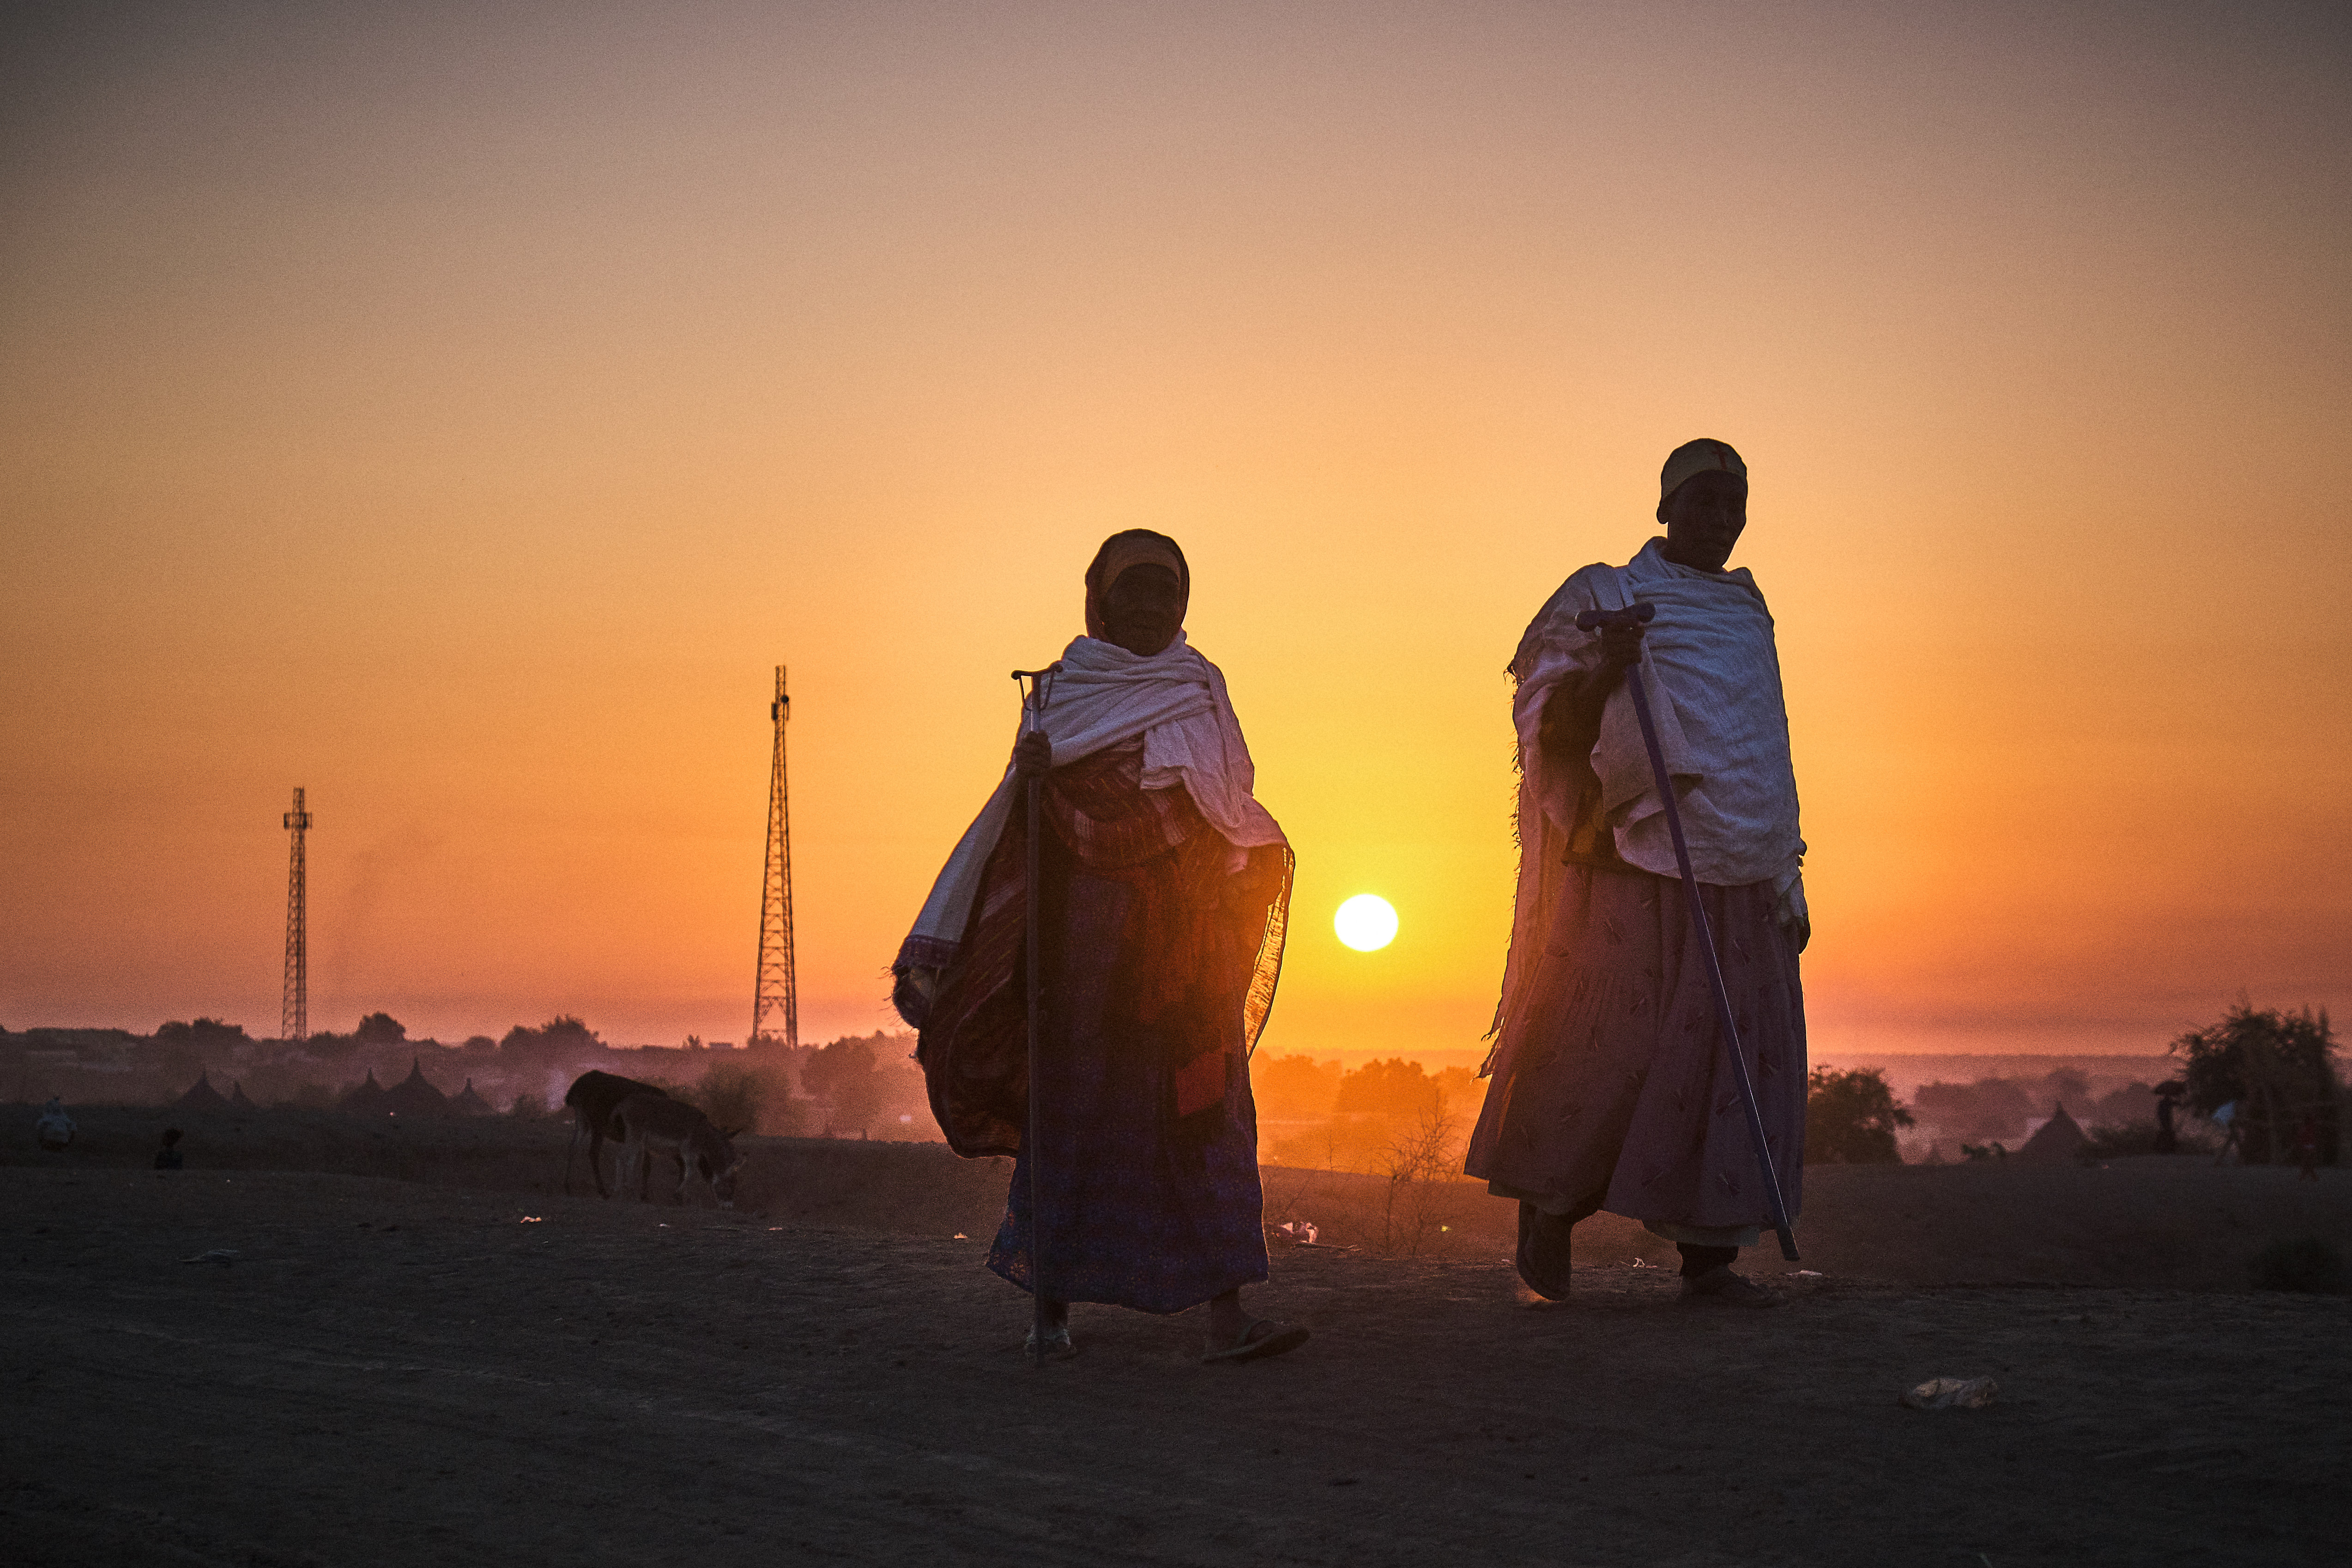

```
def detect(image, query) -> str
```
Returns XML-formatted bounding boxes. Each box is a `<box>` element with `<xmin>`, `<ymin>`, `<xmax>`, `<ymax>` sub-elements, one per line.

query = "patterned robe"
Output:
<box><xmin>917</xmin><ymin>740</ymin><xmax>1291</xmax><ymax>1311</ymax></box>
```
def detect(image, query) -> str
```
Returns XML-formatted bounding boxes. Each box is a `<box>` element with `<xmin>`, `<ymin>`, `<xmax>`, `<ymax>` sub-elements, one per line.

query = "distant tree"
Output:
<box><xmin>1805</xmin><ymin>1066</ymin><xmax>1914</xmax><ymax>1164</ymax></box>
<box><xmin>2044</xmin><ymin>1067</ymin><xmax>2092</xmax><ymax>1105</ymax></box>
<box><xmin>801</xmin><ymin>1036</ymin><xmax>880</xmax><ymax>1136</ymax></box>
<box><xmin>1335</xmin><ymin>1058</ymin><xmax>1438</xmax><ymax>1118</ymax></box>
<box><xmin>1911</xmin><ymin>1076</ymin><xmax>2033</xmax><ymax>1143</ymax></box>
<box><xmin>789</xmin><ymin>1032</ymin><xmax>931</xmax><ymax>1139</ymax></box>
<box><xmin>354</xmin><ymin>1012</ymin><xmax>406</xmax><ymax>1044</ymax></box>
<box><xmin>2172</xmin><ymin>1002</ymin><xmax>2339</xmax><ymax>1165</ymax></box>
<box><xmin>1251</xmin><ymin>1054</ymin><xmax>1343</xmax><ymax>1122</ymax></box>
<box><xmin>1264</xmin><ymin>1057</ymin><xmax>1484</xmax><ymax>1174</ymax></box>
<box><xmin>499</xmin><ymin>1015</ymin><xmax>603</xmax><ymax>1064</ymax></box>
<box><xmin>155</xmin><ymin>1018</ymin><xmax>251</xmax><ymax>1044</ymax></box>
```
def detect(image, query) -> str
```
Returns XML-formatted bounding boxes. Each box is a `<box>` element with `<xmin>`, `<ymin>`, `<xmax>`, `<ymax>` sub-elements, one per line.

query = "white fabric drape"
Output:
<box><xmin>1492</xmin><ymin>538</ymin><xmax>1803</xmax><ymax>1059</ymax></box>
<box><xmin>897</xmin><ymin>632</ymin><xmax>1284</xmax><ymax>968</ymax></box>
<box><xmin>1513</xmin><ymin>537</ymin><xmax>1802</xmax><ymax>887</ymax></box>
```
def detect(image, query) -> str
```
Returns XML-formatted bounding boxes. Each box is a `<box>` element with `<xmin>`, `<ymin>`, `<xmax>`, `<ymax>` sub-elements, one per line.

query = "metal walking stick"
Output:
<box><xmin>1010</xmin><ymin>666</ymin><xmax>1058</xmax><ymax>1363</ymax></box>
<box><xmin>1575</xmin><ymin>601</ymin><xmax>1801</xmax><ymax>1261</ymax></box>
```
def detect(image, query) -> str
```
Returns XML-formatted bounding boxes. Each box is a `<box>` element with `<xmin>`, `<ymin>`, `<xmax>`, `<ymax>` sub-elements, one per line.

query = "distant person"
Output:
<box><xmin>2152</xmin><ymin>1080</ymin><xmax>2186</xmax><ymax>1154</ymax></box>
<box><xmin>892</xmin><ymin>531</ymin><xmax>1307</xmax><ymax>1363</ymax></box>
<box><xmin>36</xmin><ymin>1097</ymin><xmax>75</xmax><ymax>1152</ymax></box>
<box><xmin>2292</xmin><ymin>1113</ymin><xmax>2321</xmax><ymax>1180</ymax></box>
<box><xmin>1469</xmin><ymin>439</ymin><xmax>1808</xmax><ymax>1308</ymax></box>
<box><xmin>153</xmin><ymin>1127</ymin><xmax>184</xmax><ymax>1170</ymax></box>
<box><xmin>2211</xmin><ymin>1101</ymin><xmax>2242</xmax><ymax>1166</ymax></box>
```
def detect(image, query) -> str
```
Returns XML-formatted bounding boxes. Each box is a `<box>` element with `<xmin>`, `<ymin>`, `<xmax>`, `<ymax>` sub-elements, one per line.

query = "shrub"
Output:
<box><xmin>2249</xmin><ymin>1237</ymin><xmax>2346</xmax><ymax>1294</ymax></box>
<box><xmin>2080</xmin><ymin>1121</ymin><xmax>2216</xmax><ymax>1160</ymax></box>
<box><xmin>687</xmin><ymin>1060</ymin><xmax>810</xmax><ymax>1137</ymax></box>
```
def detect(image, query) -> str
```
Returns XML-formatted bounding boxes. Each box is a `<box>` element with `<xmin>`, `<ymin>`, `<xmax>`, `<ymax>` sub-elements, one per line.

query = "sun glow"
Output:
<box><xmin>1334</xmin><ymin>894</ymin><xmax>1399</xmax><ymax>953</ymax></box>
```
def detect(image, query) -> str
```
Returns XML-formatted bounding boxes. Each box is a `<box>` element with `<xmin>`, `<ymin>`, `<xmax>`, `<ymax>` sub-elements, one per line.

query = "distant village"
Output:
<box><xmin>2</xmin><ymin>1013</ymin><xmax>934</xmax><ymax>1141</ymax></box>
<box><xmin>8</xmin><ymin>1008</ymin><xmax>2327</xmax><ymax>1170</ymax></box>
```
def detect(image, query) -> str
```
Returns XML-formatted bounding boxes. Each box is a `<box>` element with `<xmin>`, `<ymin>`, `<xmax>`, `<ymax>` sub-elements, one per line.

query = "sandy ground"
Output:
<box><xmin>14</xmin><ymin>1104</ymin><xmax>2351</xmax><ymax>1289</ymax></box>
<box><xmin>5</xmin><ymin>1162</ymin><xmax>2346</xmax><ymax>1567</ymax></box>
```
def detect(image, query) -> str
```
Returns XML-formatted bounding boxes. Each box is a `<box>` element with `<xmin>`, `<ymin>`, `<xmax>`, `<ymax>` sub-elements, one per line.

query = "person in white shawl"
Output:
<box><xmin>892</xmin><ymin>531</ymin><xmax>1306</xmax><ymax>1364</ymax></box>
<box><xmin>1465</xmin><ymin>439</ymin><xmax>1810</xmax><ymax>1309</ymax></box>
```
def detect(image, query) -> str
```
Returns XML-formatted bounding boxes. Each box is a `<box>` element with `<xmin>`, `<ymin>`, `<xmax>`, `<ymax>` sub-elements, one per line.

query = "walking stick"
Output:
<box><xmin>1011</xmin><ymin>666</ymin><xmax>1059</xmax><ymax>1363</ymax></box>
<box><xmin>1575</xmin><ymin>602</ymin><xmax>1802</xmax><ymax>1261</ymax></box>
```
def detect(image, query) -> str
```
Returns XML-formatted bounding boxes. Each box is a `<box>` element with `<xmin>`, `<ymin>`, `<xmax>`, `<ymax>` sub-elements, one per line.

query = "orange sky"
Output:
<box><xmin>4</xmin><ymin>1</ymin><xmax>2347</xmax><ymax>1059</ymax></box>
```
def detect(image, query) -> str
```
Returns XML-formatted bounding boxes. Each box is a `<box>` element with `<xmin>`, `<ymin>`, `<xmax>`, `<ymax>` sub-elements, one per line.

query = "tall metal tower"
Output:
<box><xmin>750</xmin><ymin>666</ymin><xmax>798</xmax><ymax>1047</ymax></box>
<box><xmin>281</xmin><ymin>786</ymin><xmax>312</xmax><ymax>1042</ymax></box>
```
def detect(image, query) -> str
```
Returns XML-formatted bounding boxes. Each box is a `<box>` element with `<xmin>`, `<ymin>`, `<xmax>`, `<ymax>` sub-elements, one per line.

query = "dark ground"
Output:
<box><xmin>13</xmin><ymin>1102</ymin><xmax>2352</xmax><ymax>1287</ymax></box>
<box><xmin>4</xmin><ymin>1154</ymin><xmax>2346</xmax><ymax>1567</ymax></box>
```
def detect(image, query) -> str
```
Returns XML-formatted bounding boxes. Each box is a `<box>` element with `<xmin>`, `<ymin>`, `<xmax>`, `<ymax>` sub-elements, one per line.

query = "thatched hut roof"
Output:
<box><xmin>340</xmin><ymin>1069</ymin><xmax>389</xmax><ymax>1115</ymax></box>
<box><xmin>2015</xmin><ymin>1104</ymin><xmax>2088</xmax><ymax>1164</ymax></box>
<box><xmin>380</xmin><ymin>1058</ymin><xmax>452</xmax><ymax>1118</ymax></box>
<box><xmin>229</xmin><ymin>1080</ymin><xmax>258</xmax><ymax>1110</ymax></box>
<box><xmin>174</xmin><ymin>1071</ymin><xmax>230</xmax><ymax>1111</ymax></box>
<box><xmin>451</xmin><ymin>1078</ymin><xmax>495</xmax><ymax>1118</ymax></box>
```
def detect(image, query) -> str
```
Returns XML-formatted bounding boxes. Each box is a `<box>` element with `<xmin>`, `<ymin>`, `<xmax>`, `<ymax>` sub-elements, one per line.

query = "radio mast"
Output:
<box><xmin>281</xmin><ymin>786</ymin><xmax>312</xmax><ymax>1042</ymax></box>
<box><xmin>751</xmin><ymin>667</ymin><xmax>798</xmax><ymax>1048</ymax></box>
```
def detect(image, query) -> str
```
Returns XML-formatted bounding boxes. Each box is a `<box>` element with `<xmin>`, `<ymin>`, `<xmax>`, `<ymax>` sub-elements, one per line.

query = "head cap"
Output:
<box><xmin>1660</xmin><ymin>438</ymin><xmax>1747</xmax><ymax>505</ymax></box>
<box><xmin>1083</xmin><ymin>530</ymin><xmax>1189</xmax><ymax>640</ymax></box>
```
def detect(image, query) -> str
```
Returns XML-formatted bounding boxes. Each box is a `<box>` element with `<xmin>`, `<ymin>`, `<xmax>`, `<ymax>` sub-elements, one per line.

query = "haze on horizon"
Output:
<box><xmin>3</xmin><ymin>0</ymin><xmax>2346</xmax><ymax>1060</ymax></box>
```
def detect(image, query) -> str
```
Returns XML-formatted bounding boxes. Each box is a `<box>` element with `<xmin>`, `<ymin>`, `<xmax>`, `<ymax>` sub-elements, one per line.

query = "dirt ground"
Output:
<box><xmin>5</xmin><ymin>1151</ymin><xmax>2347</xmax><ymax>1566</ymax></box>
<box><xmin>15</xmin><ymin>1103</ymin><xmax>2351</xmax><ymax>1289</ymax></box>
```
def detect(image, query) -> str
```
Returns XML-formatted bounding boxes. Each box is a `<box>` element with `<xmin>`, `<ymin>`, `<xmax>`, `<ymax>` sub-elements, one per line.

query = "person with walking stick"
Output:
<box><xmin>892</xmin><ymin>531</ymin><xmax>1308</xmax><ymax>1363</ymax></box>
<box><xmin>1467</xmin><ymin>438</ymin><xmax>1810</xmax><ymax>1307</ymax></box>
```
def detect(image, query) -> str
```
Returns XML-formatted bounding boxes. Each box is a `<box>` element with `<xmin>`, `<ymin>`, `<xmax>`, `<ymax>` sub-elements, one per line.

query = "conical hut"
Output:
<box><xmin>341</xmin><ymin>1069</ymin><xmax>390</xmax><ymax>1116</ymax></box>
<box><xmin>174</xmin><ymin>1071</ymin><xmax>230</xmax><ymax>1112</ymax></box>
<box><xmin>380</xmin><ymin>1058</ymin><xmax>452</xmax><ymax>1118</ymax></box>
<box><xmin>451</xmin><ymin>1078</ymin><xmax>495</xmax><ymax>1118</ymax></box>
<box><xmin>2015</xmin><ymin>1103</ymin><xmax>2089</xmax><ymax>1164</ymax></box>
<box><xmin>230</xmin><ymin>1080</ymin><xmax>258</xmax><ymax>1110</ymax></box>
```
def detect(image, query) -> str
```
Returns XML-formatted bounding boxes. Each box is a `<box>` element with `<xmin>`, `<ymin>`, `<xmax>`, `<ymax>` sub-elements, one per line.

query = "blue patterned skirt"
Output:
<box><xmin>986</xmin><ymin>866</ymin><xmax>1269</xmax><ymax>1313</ymax></box>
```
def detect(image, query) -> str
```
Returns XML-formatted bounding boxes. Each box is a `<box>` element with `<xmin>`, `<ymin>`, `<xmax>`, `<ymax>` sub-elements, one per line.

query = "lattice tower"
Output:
<box><xmin>281</xmin><ymin>786</ymin><xmax>312</xmax><ymax>1042</ymax></box>
<box><xmin>751</xmin><ymin>666</ymin><xmax>798</xmax><ymax>1047</ymax></box>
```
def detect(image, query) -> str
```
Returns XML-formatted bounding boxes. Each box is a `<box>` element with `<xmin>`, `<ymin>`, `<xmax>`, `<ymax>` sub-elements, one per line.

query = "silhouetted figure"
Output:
<box><xmin>892</xmin><ymin>531</ymin><xmax>1305</xmax><ymax>1363</ymax></box>
<box><xmin>2212</xmin><ymin>1101</ymin><xmax>2243</xmax><ymax>1166</ymax></box>
<box><xmin>153</xmin><ymin>1127</ymin><xmax>184</xmax><ymax>1170</ymax></box>
<box><xmin>2153</xmin><ymin>1080</ymin><xmax>2186</xmax><ymax>1153</ymax></box>
<box><xmin>2293</xmin><ymin>1114</ymin><xmax>2322</xmax><ymax>1181</ymax></box>
<box><xmin>1469</xmin><ymin>439</ymin><xmax>1805</xmax><ymax>1307</ymax></box>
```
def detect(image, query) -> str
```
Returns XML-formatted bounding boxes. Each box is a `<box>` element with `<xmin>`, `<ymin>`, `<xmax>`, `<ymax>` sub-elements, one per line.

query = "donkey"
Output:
<box><xmin>611</xmin><ymin>1092</ymin><xmax>745</xmax><ymax>1207</ymax></box>
<box><xmin>562</xmin><ymin>1070</ymin><xmax>675</xmax><ymax>1197</ymax></box>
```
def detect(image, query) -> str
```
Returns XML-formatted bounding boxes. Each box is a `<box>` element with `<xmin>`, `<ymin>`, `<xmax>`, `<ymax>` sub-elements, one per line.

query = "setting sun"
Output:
<box><xmin>1334</xmin><ymin>895</ymin><xmax>1399</xmax><ymax>953</ymax></box>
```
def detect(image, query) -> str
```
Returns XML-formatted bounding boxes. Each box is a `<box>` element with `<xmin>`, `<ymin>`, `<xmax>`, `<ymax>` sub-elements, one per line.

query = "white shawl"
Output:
<box><xmin>896</xmin><ymin>632</ymin><xmax>1284</xmax><ymax>970</ymax></box>
<box><xmin>1492</xmin><ymin>539</ymin><xmax>1803</xmax><ymax>1056</ymax></box>
<box><xmin>1514</xmin><ymin>537</ymin><xmax>1802</xmax><ymax>886</ymax></box>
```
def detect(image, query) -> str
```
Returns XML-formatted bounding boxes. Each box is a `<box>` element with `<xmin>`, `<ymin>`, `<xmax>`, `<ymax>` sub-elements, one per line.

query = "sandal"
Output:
<box><xmin>1024</xmin><ymin>1323</ymin><xmax>1077</xmax><ymax>1359</ymax></box>
<box><xmin>1516</xmin><ymin>1200</ymin><xmax>1574</xmax><ymax>1301</ymax></box>
<box><xmin>1202</xmin><ymin>1317</ymin><xmax>1311</xmax><ymax>1364</ymax></box>
<box><xmin>1678</xmin><ymin>1266</ymin><xmax>1780</xmax><ymax>1309</ymax></box>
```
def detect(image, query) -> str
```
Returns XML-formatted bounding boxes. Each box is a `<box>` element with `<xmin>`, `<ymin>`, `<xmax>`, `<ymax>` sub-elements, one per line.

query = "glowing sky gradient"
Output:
<box><xmin>4</xmin><ymin>1</ymin><xmax>2346</xmax><ymax>1058</ymax></box>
